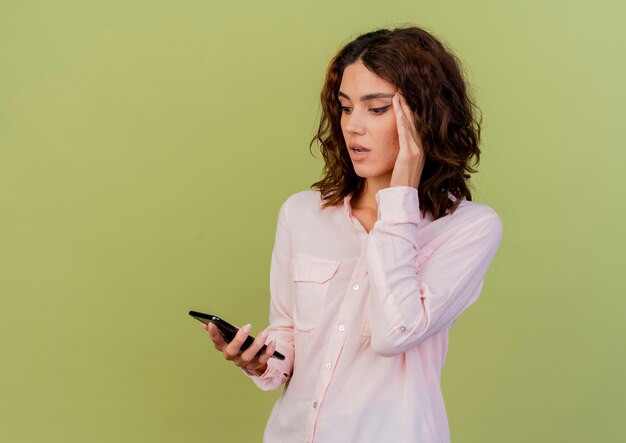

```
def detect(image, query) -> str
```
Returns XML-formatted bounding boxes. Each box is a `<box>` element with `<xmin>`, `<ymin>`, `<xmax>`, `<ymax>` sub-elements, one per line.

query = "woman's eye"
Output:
<box><xmin>339</xmin><ymin>105</ymin><xmax>390</xmax><ymax>114</ymax></box>
<box><xmin>371</xmin><ymin>105</ymin><xmax>391</xmax><ymax>114</ymax></box>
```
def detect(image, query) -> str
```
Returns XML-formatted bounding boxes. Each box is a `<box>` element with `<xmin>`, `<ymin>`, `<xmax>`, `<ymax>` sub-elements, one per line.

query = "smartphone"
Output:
<box><xmin>189</xmin><ymin>310</ymin><xmax>285</xmax><ymax>361</ymax></box>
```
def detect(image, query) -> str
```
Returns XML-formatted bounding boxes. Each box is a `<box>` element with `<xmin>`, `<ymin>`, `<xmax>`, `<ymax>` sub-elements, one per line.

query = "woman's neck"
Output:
<box><xmin>351</xmin><ymin>175</ymin><xmax>391</xmax><ymax>211</ymax></box>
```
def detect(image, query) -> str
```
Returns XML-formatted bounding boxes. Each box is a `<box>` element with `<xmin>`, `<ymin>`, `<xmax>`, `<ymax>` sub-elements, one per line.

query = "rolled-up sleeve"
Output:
<box><xmin>366</xmin><ymin>186</ymin><xmax>503</xmax><ymax>356</ymax></box>
<box><xmin>240</xmin><ymin>199</ymin><xmax>295</xmax><ymax>390</ymax></box>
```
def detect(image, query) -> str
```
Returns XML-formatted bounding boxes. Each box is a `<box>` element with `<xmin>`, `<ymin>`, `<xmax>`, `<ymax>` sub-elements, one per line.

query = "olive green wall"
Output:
<box><xmin>1</xmin><ymin>1</ymin><xmax>624</xmax><ymax>441</ymax></box>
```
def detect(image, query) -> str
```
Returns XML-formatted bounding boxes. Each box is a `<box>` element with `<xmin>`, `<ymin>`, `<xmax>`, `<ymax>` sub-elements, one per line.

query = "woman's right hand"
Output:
<box><xmin>201</xmin><ymin>322</ymin><xmax>277</xmax><ymax>376</ymax></box>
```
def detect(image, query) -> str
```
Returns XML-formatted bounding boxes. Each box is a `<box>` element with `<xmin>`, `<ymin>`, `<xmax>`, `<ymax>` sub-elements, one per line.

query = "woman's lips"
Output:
<box><xmin>348</xmin><ymin>146</ymin><xmax>371</xmax><ymax>160</ymax></box>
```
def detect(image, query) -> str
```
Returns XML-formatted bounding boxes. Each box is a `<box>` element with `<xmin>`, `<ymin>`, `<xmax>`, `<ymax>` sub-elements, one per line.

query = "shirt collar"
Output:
<box><xmin>342</xmin><ymin>193</ymin><xmax>368</xmax><ymax>233</ymax></box>
<box><xmin>342</xmin><ymin>193</ymin><xmax>354</xmax><ymax>220</ymax></box>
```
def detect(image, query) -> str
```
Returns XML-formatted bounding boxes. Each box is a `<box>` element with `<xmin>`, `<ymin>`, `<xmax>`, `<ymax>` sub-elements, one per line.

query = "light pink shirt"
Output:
<box><xmin>243</xmin><ymin>186</ymin><xmax>503</xmax><ymax>443</ymax></box>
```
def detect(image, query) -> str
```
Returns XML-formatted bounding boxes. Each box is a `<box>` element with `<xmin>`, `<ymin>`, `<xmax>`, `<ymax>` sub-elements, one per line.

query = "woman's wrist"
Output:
<box><xmin>252</xmin><ymin>363</ymin><xmax>268</xmax><ymax>376</ymax></box>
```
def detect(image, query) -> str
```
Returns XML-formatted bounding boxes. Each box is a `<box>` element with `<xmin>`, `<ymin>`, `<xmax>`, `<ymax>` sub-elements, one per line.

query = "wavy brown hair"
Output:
<box><xmin>309</xmin><ymin>25</ymin><xmax>482</xmax><ymax>220</ymax></box>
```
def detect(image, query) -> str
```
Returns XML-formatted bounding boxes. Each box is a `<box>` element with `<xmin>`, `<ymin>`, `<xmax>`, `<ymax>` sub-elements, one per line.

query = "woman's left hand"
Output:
<box><xmin>389</xmin><ymin>91</ymin><xmax>425</xmax><ymax>189</ymax></box>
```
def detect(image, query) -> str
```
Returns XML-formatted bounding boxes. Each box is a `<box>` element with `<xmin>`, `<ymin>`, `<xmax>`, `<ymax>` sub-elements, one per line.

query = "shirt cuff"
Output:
<box><xmin>239</xmin><ymin>356</ymin><xmax>291</xmax><ymax>391</ymax></box>
<box><xmin>375</xmin><ymin>186</ymin><xmax>421</xmax><ymax>224</ymax></box>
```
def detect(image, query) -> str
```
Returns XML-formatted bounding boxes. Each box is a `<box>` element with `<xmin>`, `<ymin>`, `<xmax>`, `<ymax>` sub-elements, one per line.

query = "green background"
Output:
<box><xmin>1</xmin><ymin>0</ymin><xmax>624</xmax><ymax>441</ymax></box>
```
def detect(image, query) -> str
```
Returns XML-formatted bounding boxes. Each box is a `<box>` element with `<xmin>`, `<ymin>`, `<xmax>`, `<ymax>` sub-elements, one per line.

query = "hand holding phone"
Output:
<box><xmin>189</xmin><ymin>310</ymin><xmax>283</xmax><ymax>375</ymax></box>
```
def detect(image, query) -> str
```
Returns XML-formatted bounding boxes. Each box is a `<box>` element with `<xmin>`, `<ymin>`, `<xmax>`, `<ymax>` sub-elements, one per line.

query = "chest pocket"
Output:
<box><xmin>291</xmin><ymin>254</ymin><xmax>340</xmax><ymax>333</ymax></box>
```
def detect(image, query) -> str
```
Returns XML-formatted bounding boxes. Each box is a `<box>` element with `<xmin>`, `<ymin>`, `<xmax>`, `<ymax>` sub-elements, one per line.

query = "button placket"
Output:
<box><xmin>310</xmin><ymin>254</ymin><xmax>366</xmax><ymax>437</ymax></box>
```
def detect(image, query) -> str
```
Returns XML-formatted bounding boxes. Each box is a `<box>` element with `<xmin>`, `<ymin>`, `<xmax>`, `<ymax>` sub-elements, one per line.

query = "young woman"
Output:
<box><xmin>202</xmin><ymin>25</ymin><xmax>503</xmax><ymax>443</ymax></box>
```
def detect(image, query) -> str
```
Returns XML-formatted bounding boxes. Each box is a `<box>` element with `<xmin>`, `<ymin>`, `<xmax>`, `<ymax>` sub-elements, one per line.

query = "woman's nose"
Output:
<box><xmin>344</xmin><ymin>111</ymin><xmax>366</xmax><ymax>135</ymax></box>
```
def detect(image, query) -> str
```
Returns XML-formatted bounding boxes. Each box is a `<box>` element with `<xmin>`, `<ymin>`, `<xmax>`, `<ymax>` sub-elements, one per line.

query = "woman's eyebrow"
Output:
<box><xmin>338</xmin><ymin>91</ymin><xmax>395</xmax><ymax>101</ymax></box>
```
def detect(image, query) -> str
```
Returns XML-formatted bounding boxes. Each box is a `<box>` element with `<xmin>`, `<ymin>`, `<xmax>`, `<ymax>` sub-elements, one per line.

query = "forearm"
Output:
<box><xmin>365</xmin><ymin>186</ymin><xmax>503</xmax><ymax>356</ymax></box>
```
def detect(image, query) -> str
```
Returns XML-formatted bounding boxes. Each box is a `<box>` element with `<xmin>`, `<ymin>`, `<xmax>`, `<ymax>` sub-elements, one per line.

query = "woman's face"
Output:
<box><xmin>339</xmin><ymin>59</ymin><xmax>400</xmax><ymax>182</ymax></box>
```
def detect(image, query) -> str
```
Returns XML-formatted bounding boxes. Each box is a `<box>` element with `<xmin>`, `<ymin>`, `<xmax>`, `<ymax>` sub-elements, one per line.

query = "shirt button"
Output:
<box><xmin>313</xmin><ymin>401</ymin><xmax>318</xmax><ymax>408</ymax></box>
<box><xmin>400</xmin><ymin>325</ymin><xmax>407</xmax><ymax>332</ymax></box>
<box><xmin>339</xmin><ymin>324</ymin><xmax>345</xmax><ymax>332</ymax></box>
<box><xmin>352</xmin><ymin>283</ymin><xmax>359</xmax><ymax>291</ymax></box>
<box><xmin>325</xmin><ymin>362</ymin><xmax>332</xmax><ymax>370</ymax></box>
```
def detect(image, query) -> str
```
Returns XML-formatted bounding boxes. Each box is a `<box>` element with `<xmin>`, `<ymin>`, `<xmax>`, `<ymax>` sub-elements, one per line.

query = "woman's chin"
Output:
<box><xmin>351</xmin><ymin>167</ymin><xmax>370</xmax><ymax>179</ymax></box>
<box><xmin>352</xmin><ymin>163</ymin><xmax>380</xmax><ymax>177</ymax></box>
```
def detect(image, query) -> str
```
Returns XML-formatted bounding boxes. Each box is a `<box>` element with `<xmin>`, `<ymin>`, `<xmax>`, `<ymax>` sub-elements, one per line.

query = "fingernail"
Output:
<box><xmin>242</xmin><ymin>324</ymin><xmax>251</xmax><ymax>334</ymax></box>
<box><xmin>260</xmin><ymin>329</ymin><xmax>269</xmax><ymax>340</ymax></box>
